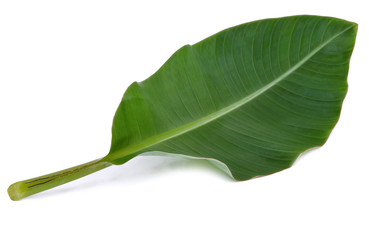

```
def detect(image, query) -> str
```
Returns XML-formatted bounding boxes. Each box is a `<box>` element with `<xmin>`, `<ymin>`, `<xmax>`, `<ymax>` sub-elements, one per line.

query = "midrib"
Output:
<box><xmin>106</xmin><ymin>25</ymin><xmax>353</xmax><ymax>164</ymax></box>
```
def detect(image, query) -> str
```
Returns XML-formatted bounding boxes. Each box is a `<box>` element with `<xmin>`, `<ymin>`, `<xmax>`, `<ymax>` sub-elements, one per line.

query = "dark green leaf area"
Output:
<box><xmin>108</xmin><ymin>15</ymin><xmax>357</xmax><ymax>180</ymax></box>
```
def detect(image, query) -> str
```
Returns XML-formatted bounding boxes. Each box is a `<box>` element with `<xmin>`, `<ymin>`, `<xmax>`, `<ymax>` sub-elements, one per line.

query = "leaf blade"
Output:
<box><xmin>107</xmin><ymin>15</ymin><xmax>357</xmax><ymax>180</ymax></box>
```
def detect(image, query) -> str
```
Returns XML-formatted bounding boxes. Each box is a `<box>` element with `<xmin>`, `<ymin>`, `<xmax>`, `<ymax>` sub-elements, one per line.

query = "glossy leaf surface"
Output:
<box><xmin>105</xmin><ymin>15</ymin><xmax>357</xmax><ymax>180</ymax></box>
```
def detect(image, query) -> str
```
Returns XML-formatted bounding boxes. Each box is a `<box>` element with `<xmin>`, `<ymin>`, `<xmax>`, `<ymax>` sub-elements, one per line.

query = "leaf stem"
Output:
<box><xmin>7</xmin><ymin>158</ymin><xmax>112</xmax><ymax>201</ymax></box>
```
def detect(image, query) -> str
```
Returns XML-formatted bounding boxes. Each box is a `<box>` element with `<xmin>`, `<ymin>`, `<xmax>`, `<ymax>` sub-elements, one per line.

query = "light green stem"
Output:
<box><xmin>8</xmin><ymin>158</ymin><xmax>112</xmax><ymax>201</ymax></box>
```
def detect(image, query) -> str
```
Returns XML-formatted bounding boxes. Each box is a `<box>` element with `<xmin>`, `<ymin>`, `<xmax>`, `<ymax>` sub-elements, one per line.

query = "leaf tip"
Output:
<box><xmin>345</xmin><ymin>19</ymin><xmax>358</xmax><ymax>34</ymax></box>
<box><xmin>349</xmin><ymin>21</ymin><xmax>358</xmax><ymax>31</ymax></box>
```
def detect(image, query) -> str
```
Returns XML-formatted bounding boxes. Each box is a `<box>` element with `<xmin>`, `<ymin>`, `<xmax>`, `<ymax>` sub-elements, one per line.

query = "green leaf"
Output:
<box><xmin>106</xmin><ymin>15</ymin><xmax>357</xmax><ymax>180</ymax></box>
<box><xmin>8</xmin><ymin>15</ymin><xmax>357</xmax><ymax>200</ymax></box>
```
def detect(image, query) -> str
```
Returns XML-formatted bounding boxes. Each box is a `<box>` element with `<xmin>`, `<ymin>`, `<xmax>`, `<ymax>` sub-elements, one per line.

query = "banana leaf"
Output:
<box><xmin>8</xmin><ymin>15</ymin><xmax>357</xmax><ymax>200</ymax></box>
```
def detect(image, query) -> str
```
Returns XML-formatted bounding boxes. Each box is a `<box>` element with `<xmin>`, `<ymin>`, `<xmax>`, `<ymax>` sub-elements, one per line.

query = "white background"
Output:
<box><xmin>1</xmin><ymin>0</ymin><xmax>368</xmax><ymax>239</ymax></box>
